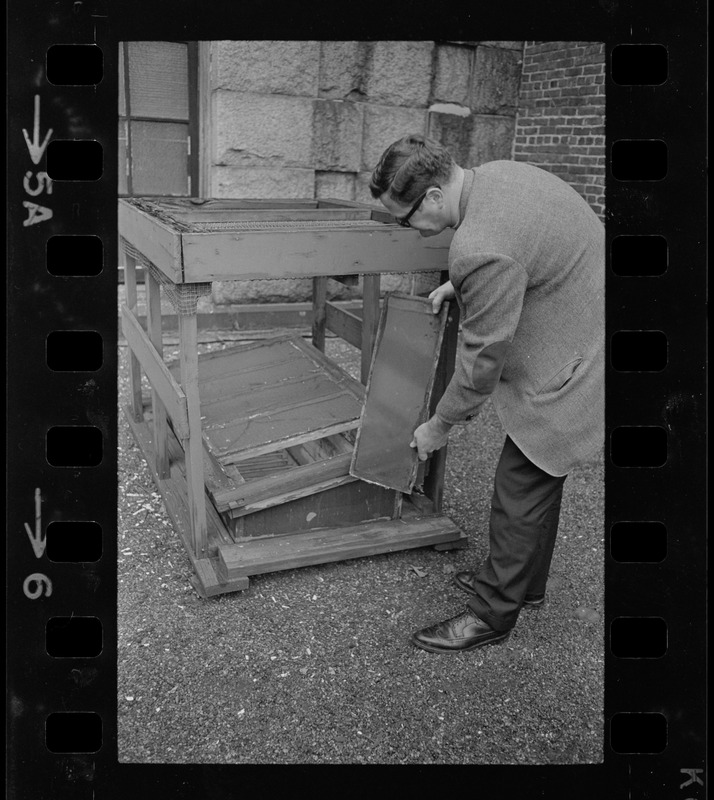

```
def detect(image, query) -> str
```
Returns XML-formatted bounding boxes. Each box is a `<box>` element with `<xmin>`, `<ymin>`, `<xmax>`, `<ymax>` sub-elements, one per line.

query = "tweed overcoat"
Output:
<box><xmin>434</xmin><ymin>160</ymin><xmax>605</xmax><ymax>476</ymax></box>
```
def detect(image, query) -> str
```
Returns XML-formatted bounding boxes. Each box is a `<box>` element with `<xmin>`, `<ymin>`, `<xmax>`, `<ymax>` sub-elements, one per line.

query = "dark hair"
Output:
<box><xmin>369</xmin><ymin>134</ymin><xmax>456</xmax><ymax>203</ymax></box>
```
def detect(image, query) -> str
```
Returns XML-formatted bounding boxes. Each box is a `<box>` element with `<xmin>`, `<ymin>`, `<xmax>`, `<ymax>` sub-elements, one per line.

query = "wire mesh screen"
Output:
<box><xmin>120</xmin><ymin>236</ymin><xmax>212</xmax><ymax>315</ymax></box>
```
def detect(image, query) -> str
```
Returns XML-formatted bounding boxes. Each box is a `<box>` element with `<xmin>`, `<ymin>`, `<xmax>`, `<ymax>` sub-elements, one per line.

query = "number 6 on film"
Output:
<box><xmin>23</xmin><ymin>573</ymin><xmax>53</xmax><ymax>599</ymax></box>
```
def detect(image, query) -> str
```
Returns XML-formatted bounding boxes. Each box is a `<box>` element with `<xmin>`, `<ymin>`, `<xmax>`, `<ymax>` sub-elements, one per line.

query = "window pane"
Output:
<box><xmin>130</xmin><ymin>120</ymin><xmax>188</xmax><ymax>195</ymax></box>
<box><xmin>127</xmin><ymin>41</ymin><xmax>189</xmax><ymax>120</ymax></box>
<box><xmin>118</xmin><ymin>119</ymin><xmax>128</xmax><ymax>195</ymax></box>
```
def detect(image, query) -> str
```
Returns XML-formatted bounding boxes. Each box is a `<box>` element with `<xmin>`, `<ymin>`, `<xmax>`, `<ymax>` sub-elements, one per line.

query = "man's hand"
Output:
<box><xmin>427</xmin><ymin>280</ymin><xmax>455</xmax><ymax>314</ymax></box>
<box><xmin>410</xmin><ymin>415</ymin><xmax>453</xmax><ymax>461</ymax></box>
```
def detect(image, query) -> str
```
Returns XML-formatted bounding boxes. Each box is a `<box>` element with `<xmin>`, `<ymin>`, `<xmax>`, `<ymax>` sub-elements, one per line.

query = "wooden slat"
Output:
<box><xmin>350</xmin><ymin>293</ymin><xmax>449</xmax><ymax>494</ymax></box>
<box><xmin>180</xmin><ymin>226</ymin><xmax>452</xmax><ymax>283</ymax></box>
<box><xmin>120</xmin><ymin>304</ymin><xmax>189</xmax><ymax>439</ymax></box>
<box><xmin>292</xmin><ymin>433</ymin><xmax>353</xmax><ymax>461</ymax></box>
<box><xmin>203</xmin><ymin>442</ymin><xmax>242</xmax><ymax>495</ymax></box>
<box><xmin>145</xmin><ymin>268</ymin><xmax>170</xmax><ymax>478</ymax></box>
<box><xmin>123</xmin><ymin>251</ymin><xmax>144</xmax><ymax>422</ymax></box>
<box><xmin>165</xmin><ymin>208</ymin><xmax>374</xmax><ymax>223</ymax></box>
<box><xmin>161</xmin><ymin>198</ymin><xmax>319</xmax><ymax>210</ymax></box>
<box><xmin>228</xmin><ymin>474</ymin><xmax>358</xmax><ymax>519</ymax></box>
<box><xmin>228</xmin><ymin>479</ymin><xmax>396</xmax><ymax>540</ymax></box>
<box><xmin>211</xmin><ymin>397</ymin><xmax>362</xmax><ymax>462</ymax></box>
<box><xmin>316</xmin><ymin>199</ymin><xmax>376</xmax><ymax>209</ymax></box>
<box><xmin>178</xmin><ymin>313</ymin><xmax>208</xmax><ymax>557</ymax></box>
<box><xmin>325</xmin><ymin>302</ymin><xmax>362</xmax><ymax>349</ymax></box>
<box><xmin>217</xmin><ymin>514</ymin><xmax>465</xmax><ymax>579</ymax></box>
<box><xmin>118</xmin><ymin>199</ymin><xmax>183</xmax><ymax>282</ymax></box>
<box><xmin>311</xmin><ymin>276</ymin><xmax>327</xmax><ymax>352</ymax></box>
<box><xmin>213</xmin><ymin>451</ymin><xmax>353</xmax><ymax>512</ymax></box>
<box><xmin>219</xmin><ymin>419</ymin><xmax>361</xmax><ymax>465</ymax></box>
<box><xmin>361</xmin><ymin>274</ymin><xmax>381</xmax><ymax>384</ymax></box>
<box><xmin>314</xmin><ymin>199</ymin><xmax>395</xmax><ymax>224</ymax></box>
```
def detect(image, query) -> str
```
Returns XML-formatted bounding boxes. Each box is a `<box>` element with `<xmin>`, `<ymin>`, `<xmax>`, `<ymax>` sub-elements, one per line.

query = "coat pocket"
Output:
<box><xmin>536</xmin><ymin>357</ymin><xmax>583</xmax><ymax>395</ymax></box>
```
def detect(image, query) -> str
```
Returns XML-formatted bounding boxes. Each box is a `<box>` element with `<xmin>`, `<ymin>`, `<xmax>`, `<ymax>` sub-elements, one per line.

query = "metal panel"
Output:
<box><xmin>350</xmin><ymin>293</ymin><xmax>449</xmax><ymax>493</ymax></box>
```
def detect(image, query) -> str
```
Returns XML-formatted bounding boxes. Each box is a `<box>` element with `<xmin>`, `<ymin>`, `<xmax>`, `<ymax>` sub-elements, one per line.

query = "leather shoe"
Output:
<box><xmin>453</xmin><ymin>571</ymin><xmax>545</xmax><ymax>609</ymax></box>
<box><xmin>411</xmin><ymin>609</ymin><xmax>510</xmax><ymax>653</ymax></box>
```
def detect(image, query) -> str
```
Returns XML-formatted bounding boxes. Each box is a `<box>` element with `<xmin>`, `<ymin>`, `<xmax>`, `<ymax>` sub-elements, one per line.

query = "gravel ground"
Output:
<box><xmin>117</xmin><ymin>334</ymin><xmax>604</xmax><ymax>765</ymax></box>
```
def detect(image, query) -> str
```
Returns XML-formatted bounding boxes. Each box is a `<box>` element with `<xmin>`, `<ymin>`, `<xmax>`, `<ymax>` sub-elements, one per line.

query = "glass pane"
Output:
<box><xmin>118</xmin><ymin>43</ymin><xmax>126</xmax><ymax>117</ymax></box>
<box><xmin>127</xmin><ymin>41</ymin><xmax>189</xmax><ymax>120</ymax></box>
<box><xmin>130</xmin><ymin>120</ymin><xmax>188</xmax><ymax>195</ymax></box>
<box><xmin>118</xmin><ymin>119</ymin><xmax>128</xmax><ymax>195</ymax></box>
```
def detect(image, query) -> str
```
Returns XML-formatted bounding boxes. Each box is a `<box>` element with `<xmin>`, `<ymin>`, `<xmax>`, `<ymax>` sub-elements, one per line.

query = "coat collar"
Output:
<box><xmin>455</xmin><ymin>167</ymin><xmax>476</xmax><ymax>229</ymax></box>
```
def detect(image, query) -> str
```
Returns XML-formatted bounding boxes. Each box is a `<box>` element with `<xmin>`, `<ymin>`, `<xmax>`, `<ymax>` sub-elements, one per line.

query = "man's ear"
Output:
<box><xmin>426</xmin><ymin>187</ymin><xmax>445</xmax><ymax>207</ymax></box>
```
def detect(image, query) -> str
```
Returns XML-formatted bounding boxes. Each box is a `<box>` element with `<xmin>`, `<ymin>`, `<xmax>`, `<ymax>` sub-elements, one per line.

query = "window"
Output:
<box><xmin>118</xmin><ymin>41</ymin><xmax>199</xmax><ymax>196</ymax></box>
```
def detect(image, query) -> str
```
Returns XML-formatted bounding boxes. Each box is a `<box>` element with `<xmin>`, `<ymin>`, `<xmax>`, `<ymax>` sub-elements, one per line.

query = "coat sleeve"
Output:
<box><xmin>435</xmin><ymin>253</ymin><xmax>528</xmax><ymax>425</ymax></box>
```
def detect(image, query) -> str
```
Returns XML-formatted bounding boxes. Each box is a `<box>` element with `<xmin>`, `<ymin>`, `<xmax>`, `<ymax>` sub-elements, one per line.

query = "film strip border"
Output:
<box><xmin>7</xmin><ymin>8</ymin><xmax>119</xmax><ymax>796</ymax></box>
<box><xmin>605</xmin><ymin>37</ymin><xmax>707</xmax><ymax>795</ymax></box>
<box><xmin>6</xmin><ymin>8</ymin><xmax>706</xmax><ymax>800</ymax></box>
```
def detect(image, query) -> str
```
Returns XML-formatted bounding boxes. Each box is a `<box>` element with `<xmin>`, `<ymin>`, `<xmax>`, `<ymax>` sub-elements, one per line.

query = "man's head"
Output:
<box><xmin>369</xmin><ymin>134</ymin><xmax>462</xmax><ymax>236</ymax></box>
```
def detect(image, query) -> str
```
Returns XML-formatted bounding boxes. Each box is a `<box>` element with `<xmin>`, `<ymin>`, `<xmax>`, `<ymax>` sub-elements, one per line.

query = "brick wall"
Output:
<box><xmin>513</xmin><ymin>42</ymin><xmax>605</xmax><ymax>219</ymax></box>
<box><xmin>206</xmin><ymin>40</ymin><xmax>523</xmax><ymax>304</ymax></box>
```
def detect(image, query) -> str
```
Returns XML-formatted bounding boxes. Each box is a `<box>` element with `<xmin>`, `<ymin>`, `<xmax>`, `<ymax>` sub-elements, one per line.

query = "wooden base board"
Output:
<box><xmin>217</xmin><ymin>514</ymin><xmax>466</xmax><ymax>582</ymax></box>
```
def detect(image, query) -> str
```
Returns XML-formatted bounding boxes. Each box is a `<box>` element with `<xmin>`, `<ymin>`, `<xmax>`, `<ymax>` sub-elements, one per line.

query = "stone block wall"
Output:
<box><xmin>513</xmin><ymin>42</ymin><xmax>606</xmax><ymax>219</ymax></box>
<box><xmin>205</xmin><ymin>40</ymin><xmax>523</xmax><ymax>306</ymax></box>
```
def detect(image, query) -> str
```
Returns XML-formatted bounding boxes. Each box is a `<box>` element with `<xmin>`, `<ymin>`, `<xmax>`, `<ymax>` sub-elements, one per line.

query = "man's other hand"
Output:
<box><xmin>410</xmin><ymin>415</ymin><xmax>453</xmax><ymax>461</ymax></box>
<box><xmin>427</xmin><ymin>280</ymin><xmax>455</xmax><ymax>314</ymax></box>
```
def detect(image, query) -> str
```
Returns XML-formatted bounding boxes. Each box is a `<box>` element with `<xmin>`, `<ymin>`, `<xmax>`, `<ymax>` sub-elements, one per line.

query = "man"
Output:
<box><xmin>369</xmin><ymin>134</ymin><xmax>604</xmax><ymax>654</ymax></box>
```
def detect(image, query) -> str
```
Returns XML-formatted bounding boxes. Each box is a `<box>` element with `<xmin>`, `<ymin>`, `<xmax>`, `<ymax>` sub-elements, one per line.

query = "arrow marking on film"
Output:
<box><xmin>22</xmin><ymin>95</ymin><xmax>53</xmax><ymax>165</ymax></box>
<box><xmin>24</xmin><ymin>488</ymin><xmax>46</xmax><ymax>559</ymax></box>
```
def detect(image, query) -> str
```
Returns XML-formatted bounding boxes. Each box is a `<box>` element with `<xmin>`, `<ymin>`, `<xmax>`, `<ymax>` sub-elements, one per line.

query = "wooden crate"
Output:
<box><xmin>119</xmin><ymin>197</ymin><xmax>465</xmax><ymax>597</ymax></box>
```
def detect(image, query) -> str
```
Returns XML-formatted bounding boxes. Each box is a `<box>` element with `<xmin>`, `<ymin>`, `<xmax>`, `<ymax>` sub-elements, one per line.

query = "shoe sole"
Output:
<box><xmin>452</xmin><ymin>576</ymin><xmax>545</xmax><ymax>609</ymax></box>
<box><xmin>410</xmin><ymin>630</ymin><xmax>511</xmax><ymax>654</ymax></box>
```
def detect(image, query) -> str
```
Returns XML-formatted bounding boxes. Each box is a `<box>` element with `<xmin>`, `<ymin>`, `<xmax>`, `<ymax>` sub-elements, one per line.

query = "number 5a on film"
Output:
<box><xmin>21</xmin><ymin>94</ymin><xmax>53</xmax><ymax>227</ymax></box>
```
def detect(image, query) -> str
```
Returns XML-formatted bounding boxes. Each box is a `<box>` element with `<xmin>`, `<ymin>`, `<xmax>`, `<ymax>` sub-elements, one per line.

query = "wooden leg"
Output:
<box><xmin>123</xmin><ymin>252</ymin><xmax>144</xmax><ymax>422</ymax></box>
<box><xmin>361</xmin><ymin>274</ymin><xmax>381</xmax><ymax>384</ymax></box>
<box><xmin>145</xmin><ymin>269</ymin><xmax>170</xmax><ymax>479</ymax></box>
<box><xmin>311</xmin><ymin>276</ymin><xmax>327</xmax><ymax>352</ymax></box>
<box><xmin>178</xmin><ymin>313</ymin><xmax>208</xmax><ymax>558</ymax></box>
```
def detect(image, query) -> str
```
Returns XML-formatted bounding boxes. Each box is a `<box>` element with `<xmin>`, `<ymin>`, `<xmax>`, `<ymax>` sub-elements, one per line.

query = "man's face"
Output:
<box><xmin>379</xmin><ymin>188</ymin><xmax>449</xmax><ymax>237</ymax></box>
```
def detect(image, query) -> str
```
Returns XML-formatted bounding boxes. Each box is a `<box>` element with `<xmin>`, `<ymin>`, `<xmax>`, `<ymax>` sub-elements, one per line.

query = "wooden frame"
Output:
<box><xmin>350</xmin><ymin>293</ymin><xmax>450</xmax><ymax>494</ymax></box>
<box><xmin>119</xmin><ymin>197</ymin><xmax>465</xmax><ymax>598</ymax></box>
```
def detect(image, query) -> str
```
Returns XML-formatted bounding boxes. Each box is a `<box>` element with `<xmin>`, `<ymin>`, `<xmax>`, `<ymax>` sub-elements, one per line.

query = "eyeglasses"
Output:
<box><xmin>396</xmin><ymin>190</ymin><xmax>429</xmax><ymax>227</ymax></box>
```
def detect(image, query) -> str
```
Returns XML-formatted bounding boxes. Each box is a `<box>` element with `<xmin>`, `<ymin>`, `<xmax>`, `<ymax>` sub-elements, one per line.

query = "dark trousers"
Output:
<box><xmin>466</xmin><ymin>436</ymin><xmax>567</xmax><ymax>632</ymax></box>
